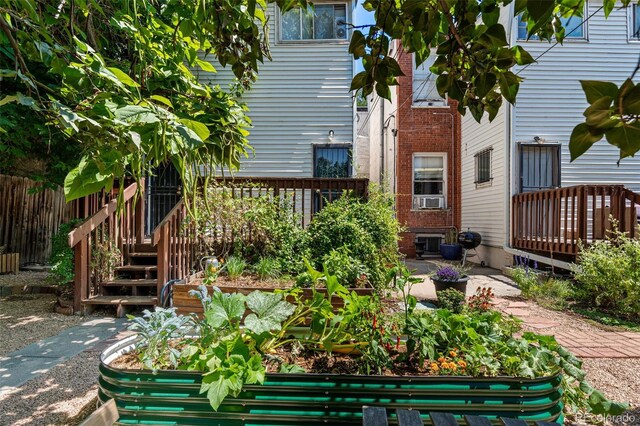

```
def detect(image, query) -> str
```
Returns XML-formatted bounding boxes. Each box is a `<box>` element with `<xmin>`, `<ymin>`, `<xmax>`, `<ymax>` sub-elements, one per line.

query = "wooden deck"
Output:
<box><xmin>511</xmin><ymin>185</ymin><xmax>640</xmax><ymax>258</ymax></box>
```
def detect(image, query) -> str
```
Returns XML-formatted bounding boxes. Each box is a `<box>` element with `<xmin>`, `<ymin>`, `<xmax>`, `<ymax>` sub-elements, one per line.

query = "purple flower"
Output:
<box><xmin>434</xmin><ymin>266</ymin><xmax>461</xmax><ymax>282</ymax></box>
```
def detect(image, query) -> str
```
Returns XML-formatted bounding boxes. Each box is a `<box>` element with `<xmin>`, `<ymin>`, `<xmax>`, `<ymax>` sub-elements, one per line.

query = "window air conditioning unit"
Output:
<box><xmin>335</xmin><ymin>18</ymin><xmax>346</xmax><ymax>38</ymax></box>
<box><xmin>415</xmin><ymin>196</ymin><xmax>444</xmax><ymax>209</ymax></box>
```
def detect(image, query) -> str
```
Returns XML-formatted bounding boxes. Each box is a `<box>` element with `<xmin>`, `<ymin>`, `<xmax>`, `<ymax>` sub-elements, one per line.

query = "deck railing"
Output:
<box><xmin>512</xmin><ymin>185</ymin><xmax>640</xmax><ymax>256</ymax></box>
<box><xmin>68</xmin><ymin>181</ymin><xmax>144</xmax><ymax>311</ymax></box>
<box><xmin>210</xmin><ymin>177</ymin><xmax>369</xmax><ymax>226</ymax></box>
<box><xmin>152</xmin><ymin>199</ymin><xmax>195</xmax><ymax>294</ymax></box>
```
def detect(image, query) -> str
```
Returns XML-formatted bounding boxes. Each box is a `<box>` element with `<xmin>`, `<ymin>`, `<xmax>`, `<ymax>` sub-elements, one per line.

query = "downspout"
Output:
<box><xmin>379</xmin><ymin>99</ymin><xmax>385</xmax><ymax>184</ymax></box>
<box><xmin>498</xmin><ymin>5</ymin><xmax>572</xmax><ymax>271</ymax></box>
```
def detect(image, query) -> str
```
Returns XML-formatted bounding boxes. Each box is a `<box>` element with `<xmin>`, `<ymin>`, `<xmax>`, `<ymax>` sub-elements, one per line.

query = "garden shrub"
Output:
<box><xmin>510</xmin><ymin>267</ymin><xmax>573</xmax><ymax>310</ymax></box>
<box><xmin>306</xmin><ymin>186</ymin><xmax>402</xmax><ymax>290</ymax></box>
<box><xmin>436</xmin><ymin>288</ymin><xmax>465</xmax><ymax>313</ymax></box>
<box><xmin>574</xmin><ymin>227</ymin><xmax>640</xmax><ymax>320</ymax></box>
<box><xmin>49</xmin><ymin>219</ymin><xmax>83</xmax><ymax>286</ymax></box>
<box><xmin>194</xmin><ymin>183</ymin><xmax>309</xmax><ymax>275</ymax></box>
<box><xmin>322</xmin><ymin>247</ymin><xmax>369</xmax><ymax>287</ymax></box>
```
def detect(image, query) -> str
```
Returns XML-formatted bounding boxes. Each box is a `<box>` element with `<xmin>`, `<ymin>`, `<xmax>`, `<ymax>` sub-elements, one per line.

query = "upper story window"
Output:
<box><xmin>413</xmin><ymin>54</ymin><xmax>447</xmax><ymax>107</ymax></box>
<box><xmin>281</xmin><ymin>4</ymin><xmax>347</xmax><ymax>41</ymax></box>
<box><xmin>630</xmin><ymin>4</ymin><xmax>640</xmax><ymax>40</ymax></box>
<box><xmin>474</xmin><ymin>148</ymin><xmax>493</xmax><ymax>187</ymax></box>
<box><xmin>517</xmin><ymin>8</ymin><xmax>586</xmax><ymax>40</ymax></box>
<box><xmin>413</xmin><ymin>154</ymin><xmax>446</xmax><ymax>209</ymax></box>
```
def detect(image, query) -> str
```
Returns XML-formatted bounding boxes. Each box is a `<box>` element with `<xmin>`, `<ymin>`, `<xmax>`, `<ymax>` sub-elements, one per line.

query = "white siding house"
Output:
<box><xmin>461</xmin><ymin>1</ymin><xmax>640</xmax><ymax>268</ymax></box>
<box><xmin>196</xmin><ymin>2</ymin><xmax>357</xmax><ymax>178</ymax></box>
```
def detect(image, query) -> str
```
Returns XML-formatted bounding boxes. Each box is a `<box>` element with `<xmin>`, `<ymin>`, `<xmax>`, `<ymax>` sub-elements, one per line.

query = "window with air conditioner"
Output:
<box><xmin>280</xmin><ymin>3</ymin><xmax>348</xmax><ymax>41</ymax></box>
<box><xmin>412</xmin><ymin>53</ymin><xmax>447</xmax><ymax>107</ymax></box>
<box><xmin>413</xmin><ymin>154</ymin><xmax>446</xmax><ymax>209</ymax></box>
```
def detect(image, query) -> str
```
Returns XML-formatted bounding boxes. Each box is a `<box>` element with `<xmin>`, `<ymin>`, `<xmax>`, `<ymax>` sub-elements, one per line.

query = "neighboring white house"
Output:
<box><xmin>196</xmin><ymin>1</ymin><xmax>359</xmax><ymax>179</ymax></box>
<box><xmin>461</xmin><ymin>1</ymin><xmax>640</xmax><ymax>268</ymax></box>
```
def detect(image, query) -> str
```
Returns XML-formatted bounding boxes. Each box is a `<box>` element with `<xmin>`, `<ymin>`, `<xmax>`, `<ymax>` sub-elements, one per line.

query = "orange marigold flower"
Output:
<box><xmin>449</xmin><ymin>363</ymin><xmax>457</xmax><ymax>370</ymax></box>
<box><xmin>458</xmin><ymin>360</ymin><xmax>467</xmax><ymax>368</ymax></box>
<box><xmin>430</xmin><ymin>363</ymin><xmax>440</xmax><ymax>372</ymax></box>
<box><xmin>438</xmin><ymin>357</ymin><xmax>446</xmax><ymax>363</ymax></box>
<box><xmin>449</xmin><ymin>350</ymin><xmax>457</xmax><ymax>357</ymax></box>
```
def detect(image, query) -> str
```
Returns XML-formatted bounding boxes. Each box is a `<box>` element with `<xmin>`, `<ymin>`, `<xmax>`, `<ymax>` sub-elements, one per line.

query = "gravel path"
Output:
<box><xmin>0</xmin><ymin>351</ymin><xmax>99</xmax><ymax>426</ymax></box>
<box><xmin>0</xmin><ymin>272</ymin><xmax>84</xmax><ymax>357</ymax></box>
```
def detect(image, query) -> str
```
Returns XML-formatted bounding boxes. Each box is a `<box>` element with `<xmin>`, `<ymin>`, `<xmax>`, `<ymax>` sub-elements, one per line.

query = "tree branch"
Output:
<box><xmin>438</xmin><ymin>0</ymin><xmax>470</xmax><ymax>56</ymax></box>
<box><xmin>0</xmin><ymin>13</ymin><xmax>29</xmax><ymax>75</ymax></box>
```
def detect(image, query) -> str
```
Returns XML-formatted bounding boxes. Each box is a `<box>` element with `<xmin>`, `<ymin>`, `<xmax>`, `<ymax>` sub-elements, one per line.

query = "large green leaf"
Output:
<box><xmin>569</xmin><ymin>123</ymin><xmax>604</xmax><ymax>161</ymax></box>
<box><xmin>115</xmin><ymin>105</ymin><xmax>160</xmax><ymax>124</ymax></box>
<box><xmin>204</xmin><ymin>292</ymin><xmax>246</xmax><ymax>328</ymax></box>
<box><xmin>605</xmin><ymin>123</ymin><xmax>640</xmax><ymax>159</ymax></box>
<box><xmin>244</xmin><ymin>291</ymin><xmax>295</xmax><ymax>335</ymax></box>
<box><xmin>580</xmin><ymin>81</ymin><xmax>619</xmax><ymax>104</ymax></box>
<box><xmin>584</xmin><ymin>96</ymin><xmax>614</xmax><ymax>128</ymax></box>
<box><xmin>63</xmin><ymin>156</ymin><xmax>114</xmax><ymax>201</ymax></box>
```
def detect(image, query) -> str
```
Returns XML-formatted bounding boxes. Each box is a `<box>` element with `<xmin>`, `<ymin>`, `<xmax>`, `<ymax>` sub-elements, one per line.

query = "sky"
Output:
<box><xmin>353</xmin><ymin>1</ymin><xmax>374</xmax><ymax>72</ymax></box>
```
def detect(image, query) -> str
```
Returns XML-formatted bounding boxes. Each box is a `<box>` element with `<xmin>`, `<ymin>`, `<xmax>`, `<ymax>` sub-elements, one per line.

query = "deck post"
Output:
<box><xmin>74</xmin><ymin>238</ymin><xmax>89</xmax><ymax>313</ymax></box>
<box><xmin>157</xmin><ymin>224</ymin><xmax>170</xmax><ymax>297</ymax></box>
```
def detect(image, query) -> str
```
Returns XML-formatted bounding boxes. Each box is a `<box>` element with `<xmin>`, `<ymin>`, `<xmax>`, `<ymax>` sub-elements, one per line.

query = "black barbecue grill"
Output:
<box><xmin>457</xmin><ymin>229</ymin><xmax>485</xmax><ymax>267</ymax></box>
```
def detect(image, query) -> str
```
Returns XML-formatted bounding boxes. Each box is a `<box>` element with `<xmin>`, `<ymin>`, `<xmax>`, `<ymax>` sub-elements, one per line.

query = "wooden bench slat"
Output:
<box><xmin>79</xmin><ymin>399</ymin><xmax>119</xmax><ymax>426</ymax></box>
<box><xmin>429</xmin><ymin>412</ymin><xmax>458</xmax><ymax>426</ymax></box>
<box><xmin>464</xmin><ymin>415</ymin><xmax>493</xmax><ymax>426</ymax></box>
<box><xmin>397</xmin><ymin>409</ymin><xmax>424</xmax><ymax>426</ymax></box>
<box><xmin>500</xmin><ymin>419</ymin><xmax>529</xmax><ymax>426</ymax></box>
<box><xmin>362</xmin><ymin>406</ymin><xmax>389</xmax><ymax>426</ymax></box>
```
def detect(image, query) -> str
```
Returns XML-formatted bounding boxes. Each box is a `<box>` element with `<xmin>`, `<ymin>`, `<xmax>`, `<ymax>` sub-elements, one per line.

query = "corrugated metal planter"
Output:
<box><xmin>100</xmin><ymin>336</ymin><xmax>564</xmax><ymax>425</ymax></box>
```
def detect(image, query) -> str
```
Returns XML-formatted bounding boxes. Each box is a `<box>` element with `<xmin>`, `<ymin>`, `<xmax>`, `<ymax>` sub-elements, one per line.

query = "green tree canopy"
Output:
<box><xmin>348</xmin><ymin>0</ymin><xmax>640</xmax><ymax>162</ymax></box>
<box><xmin>0</xmin><ymin>0</ymin><xmax>308</xmax><ymax>200</ymax></box>
<box><xmin>1</xmin><ymin>0</ymin><xmax>638</xmax><ymax>201</ymax></box>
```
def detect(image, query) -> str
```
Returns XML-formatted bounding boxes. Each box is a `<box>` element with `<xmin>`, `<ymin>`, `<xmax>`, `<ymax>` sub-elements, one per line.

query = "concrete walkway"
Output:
<box><xmin>0</xmin><ymin>317</ymin><xmax>128</xmax><ymax>395</ymax></box>
<box><xmin>404</xmin><ymin>259</ymin><xmax>521</xmax><ymax>299</ymax></box>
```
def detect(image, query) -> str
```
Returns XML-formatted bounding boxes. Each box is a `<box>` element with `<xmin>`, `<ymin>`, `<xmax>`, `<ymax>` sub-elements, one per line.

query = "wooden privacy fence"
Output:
<box><xmin>512</xmin><ymin>185</ymin><xmax>640</xmax><ymax>257</ymax></box>
<box><xmin>0</xmin><ymin>174</ymin><xmax>71</xmax><ymax>265</ymax></box>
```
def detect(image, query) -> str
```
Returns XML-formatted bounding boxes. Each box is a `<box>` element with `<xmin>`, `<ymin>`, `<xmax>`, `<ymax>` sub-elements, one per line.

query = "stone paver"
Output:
<box><xmin>498</xmin><ymin>304</ymin><xmax>640</xmax><ymax>359</ymax></box>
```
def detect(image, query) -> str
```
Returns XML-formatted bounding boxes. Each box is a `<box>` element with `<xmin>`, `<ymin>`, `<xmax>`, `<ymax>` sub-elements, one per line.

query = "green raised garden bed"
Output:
<box><xmin>99</xmin><ymin>336</ymin><xmax>564</xmax><ymax>425</ymax></box>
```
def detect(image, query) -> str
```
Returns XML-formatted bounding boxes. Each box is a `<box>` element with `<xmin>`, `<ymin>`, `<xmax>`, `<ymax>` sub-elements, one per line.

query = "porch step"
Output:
<box><xmin>128</xmin><ymin>252</ymin><xmax>157</xmax><ymax>258</ymax></box>
<box><xmin>101</xmin><ymin>279</ymin><xmax>157</xmax><ymax>287</ymax></box>
<box><xmin>115</xmin><ymin>265</ymin><xmax>157</xmax><ymax>272</ymax></box>
<box><xmin>82</xmin><ymin>295</ymin><xmax>157</xmax><ymax>317</ymax></box>
<box><xmin>133</xmin><ymin>243</ymin><xmax>155</xmax><ymax>253</ymax></box>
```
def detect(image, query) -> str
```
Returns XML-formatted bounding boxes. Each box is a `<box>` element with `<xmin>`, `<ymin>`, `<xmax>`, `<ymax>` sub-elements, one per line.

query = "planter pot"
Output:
<box><xmin>99</xmin><ymin>336</ymin><xmax>564</xmax><ymax>425</ymax></box>
<box><xmin>439</xmin><ymin>243</ymin><xmax>462</xmax><ymax>260</ymax></box>
<box><xmin>432</xmin><ymin>276</ymin><xmax>469</xmax><ymax>293</ymax></box>
<box><xmin>173</xmin><ymin>282</ymin><xmax>375</xmax><ymax>317</ymax></box>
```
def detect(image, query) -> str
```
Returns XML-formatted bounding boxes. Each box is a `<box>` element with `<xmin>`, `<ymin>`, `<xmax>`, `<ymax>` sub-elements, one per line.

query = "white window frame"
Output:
<box><xmin>278</xmin><ymin>2</ymin><xmax>350</xmax><ymax>44</ymax></box>
<box><xmin>629</xmin><ymin>4</ymin><xmax>640</xmax><ymax>41</ymax></box>
<box><xmin>516</xmin><ymin>2</ymin><xmax>589</xmax><ymax>42</ymax></box>
<box><xmin>412</xmin><ymin>53</ymin><xmax>448</xmax><ymax>108</ymax></box>
<box><xmin>412</xmin><ymin>153</ymin><xmax>447</xmax><ymax>210</ymax></box>
<box><xmin>474</xmin><ymin>147</ymin><xmax>493</xmax><ymax>188</ymax></box>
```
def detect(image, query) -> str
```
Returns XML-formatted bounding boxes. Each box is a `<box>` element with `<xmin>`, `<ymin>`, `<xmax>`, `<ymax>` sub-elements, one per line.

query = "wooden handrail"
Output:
<box><xmin>151</xmin><ymin>199</ymin><xmax>184</xmax><ymax>246</ymax></box>
<box><xmin>68</xmin><ymin>182</ymin><xmax>140</xmax><ymax>247</ymax></box>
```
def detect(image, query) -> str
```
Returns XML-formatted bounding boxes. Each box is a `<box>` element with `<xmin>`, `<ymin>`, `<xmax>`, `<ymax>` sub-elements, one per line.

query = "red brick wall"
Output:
<box><xmin>394</xmin><ymin>49</ymin><xmax>462</xmax><ymax>257</ymax></box>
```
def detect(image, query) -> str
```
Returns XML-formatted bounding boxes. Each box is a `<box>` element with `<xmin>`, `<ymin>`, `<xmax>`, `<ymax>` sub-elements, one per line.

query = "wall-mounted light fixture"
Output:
<box><xmin>328</xmin><ymin>130</ymin><xmax>335</xmax><ymax>139</ymax></box>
